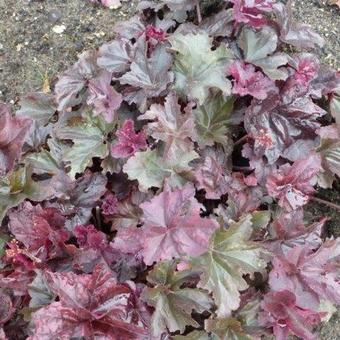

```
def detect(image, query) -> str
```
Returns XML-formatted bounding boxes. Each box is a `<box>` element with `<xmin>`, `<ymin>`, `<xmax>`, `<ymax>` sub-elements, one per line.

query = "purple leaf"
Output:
<box><xmin>273</xmin><ymin>0</ymin><xmax>324</xmax><ymax>49</ymax></box>
<box><xmin>29</xmin><ymin>265</ymin><xmax>150</xmax><ymax>339</ymax></box>
<box><xmin>120</xmin><ymin>35</ymin><xmax>174</xmax><ymax>112</ymax></box>
<box><xmin>139</xmin><ymin>183</ymin><xmax>219</xmax><ymax>265</ymax></box>
<box><xmin>55</xmin><ymin>51</ymin><xmax>99</xmax><ymax>111</ymax></box>
<box><xmin>231</xmin><ymin>0</ymin><xmax>275</xmax><ymax>27</ymax></box>
<box><xmin>111</xmin><ymin>119</ymin><xmax>147</xmax><ymax>158</ymax></box>
<box><xmin>8</xmin><ymin>202</ymin><xmax>69</xmax><ymax>261</ymax></box>
<box><xmin>266</xmin><ymin>154</ymin><xmax>322</xmax><ymax>211</ymax></box>
<box><xmin>0</xmin><ymin>103</ymin><xmax>32</xmax><ymax>176</ymax></box>
<box><xmin>228</xmin><ymin>60</ymin><xmax>277</xmax><ymax>100</ymax></box>
<box><xmin>87</xmin><ymin>70</ymin><xmax>123</xmax><ymax>123</ymax></box>
<box><xmin>269</xmin><ymin>239</ymin><xmax>340</xmax><ymax>309</ymax></box>
<box><xmin>259</xmin><ymin>290</ymin><xmax>321</xmax><ymax>340</ymax></box>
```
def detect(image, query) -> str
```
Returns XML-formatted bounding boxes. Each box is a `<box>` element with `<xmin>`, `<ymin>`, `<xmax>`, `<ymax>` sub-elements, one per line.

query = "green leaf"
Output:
<box><xmin>0</xmin><ymin>233</ymin><xmax>9</xmax><ymax>258</ymax></box>
<box><xmin>142</xmin><ymin>260</ymin><xmax>213</xmax><ymax>337</ymax></box>
<box><xmin>123</xmin><ymin>148</ymin><xmax>198</xmax><ymax>192</ymax></box>
<box><xmin>330</xmin><ymin>92</ymin><xmax>340</xmax><ymax>124</ymax></box>
<box><xmin>0</xmin><ymin>166</ymin><xmax>55</xmax><ymax>223</ymax></box>
<box><xmin>239</xmin><ymin>26</ymin><xmax>277</xmax><ymax>62</ymax></box>
<box><xmin>191</xmin><ymin>215</ymin><xmax>268</xmax><ymax>317</ymax></box>
<box><xmin>317</xmin><ymin>139</ymin><xmax>340</xmax><ymax>188</ymax></box>
<box><xmin>174</xmin><ymin>330</ymin><xmax>210</xmax><ymax>340</ymax></box>
<box><xmin>17</xmin><ymin>92</ymin><xmax>56</xmax><ymax>124</ymax></box>
<box><xmin>169</xmin><ymin>32</ymin><xmax>232</xmax><ymax>104</ymax></box>
<box><xmin>193</xmin><ymin>93</ymin><xmax>235</xmax><ymax>146</ymax></box>
<box><xmin>205</xmin><ymin>318</ymin><xmax>252</xmax><ymax>340</ymax></box>
<box><xmin>25</xmin><ymin>147</ymin><xmax>73</xmax><ymax>196</ymax></box>
<box><xmin>251</xmin><ymin>211</ymin><xmax>271</xmax><ymax>230</ymax></box>
<box><xmin>55</xmin><ymin>114</ymin><xmax>112</xmax><ymax>178</ymax></box>
<box><xmin>238</xmin><ymin>27</ymin><xmax>288</xmax><ymax>80</ymax></box>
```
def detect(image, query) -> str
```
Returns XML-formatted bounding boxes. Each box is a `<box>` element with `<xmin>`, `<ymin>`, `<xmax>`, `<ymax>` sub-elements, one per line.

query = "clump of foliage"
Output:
<box><xmin>1</xmin><ymin>0</ymin><xmax>340</xmax><ymax>339</ymax></box>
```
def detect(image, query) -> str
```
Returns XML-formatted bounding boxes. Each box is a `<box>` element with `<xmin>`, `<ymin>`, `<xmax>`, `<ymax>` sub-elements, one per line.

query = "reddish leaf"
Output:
<box><xmin>139</xmin><ymin>183</ymin><xmax>219</xmax><ymax>265</ymax></box>
<box><xmin>8</xmin><ymin>202</ymin><xmax>69</xmax><ymax>261</ymax></box>
<box><xmin>269</xmin><ymin>239</ymin><xmax>340</xmax><ymax>309</ymax></box>
<box><xmin>259</xmin><ymin>290</ymin><xmax>321</xmax><ymax>340</ymax></box>
<box><xmin>29</xmin><ymin>265</ymin><xmax>149</xmax><ymax>339</ymax></box>
<box><xmin>231</xmin><ymin>0</ymin><xmax>274</xmax><ymax>27</ymax></box>
<box><xmin>266</xmin><ymin>154</ymin><xmax>322</xmax><ymax>211</ymax></box>
<box><xmin>273</xmin><ymin>1</ymin><xmax>324</xmax><ymax>49</ymax></box>
<box><xmin>101</xmin><ymin>193</ymin><xmax>119</xmax><ymax>216</ymax></box>
<box><xmin>265</xmin><ymin>209</ymin><xmax>325</xmax><ymax>255</ymax></box>
<box><xmin>228</xmin><ymin>60</ymin><xmax>277</xmax><ymax>100</ymax></box>
<box><xmin>111</xmin><ymin>119</ymin><xmax>147</xmax><ymax>158</ymax></box>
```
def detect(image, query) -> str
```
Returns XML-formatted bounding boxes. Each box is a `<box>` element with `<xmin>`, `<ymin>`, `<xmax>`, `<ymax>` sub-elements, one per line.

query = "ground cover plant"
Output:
<box><xmin>1</xmin><ymin>0</ymin><xmax>340</xmax><ymax>339</ymax></box>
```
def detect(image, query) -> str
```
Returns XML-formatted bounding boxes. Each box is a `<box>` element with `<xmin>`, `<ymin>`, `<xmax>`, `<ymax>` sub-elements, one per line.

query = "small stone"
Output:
<box><xmin>52</xmin><ymin>24</ymin><xmax>66</xmax><ymax>34</ymax></box>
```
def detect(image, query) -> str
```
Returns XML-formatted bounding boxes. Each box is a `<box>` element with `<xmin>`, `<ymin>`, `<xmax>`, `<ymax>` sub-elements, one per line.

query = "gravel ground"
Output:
<box><xmin>0</xmin><ymin>0</ymin><xmax>138</xmax><ymax>104</ymax></box>
<box><xmin>0</xmin><ymin>0</ymin><xmax>339</xmax><ymax>339</ymax></box>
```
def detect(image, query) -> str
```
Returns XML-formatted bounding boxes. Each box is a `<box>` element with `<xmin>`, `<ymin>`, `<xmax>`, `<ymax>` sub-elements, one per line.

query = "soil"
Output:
<box><xmin>0</xmin><ymin>0</ymin><xmax>138</xmax><ymax>104</ymax></box>
<box><xmin>0</xmin><ymin>0</ymin><xmax>339</xmax><ymax>339</ymax></box>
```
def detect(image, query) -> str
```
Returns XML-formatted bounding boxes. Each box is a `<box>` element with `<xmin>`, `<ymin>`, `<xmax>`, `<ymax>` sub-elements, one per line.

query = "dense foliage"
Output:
<box><xmin>1</xmin><ymin>0</ymin><xmax>340</xmax><ymax>339</ymax></box>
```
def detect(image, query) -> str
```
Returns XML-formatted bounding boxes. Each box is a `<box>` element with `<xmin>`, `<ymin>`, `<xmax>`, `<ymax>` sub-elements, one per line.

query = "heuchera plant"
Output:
<box><xmin>0</xmin><ymin>0</ymin><xmax>340</xmax><ymax>339</ymax></box>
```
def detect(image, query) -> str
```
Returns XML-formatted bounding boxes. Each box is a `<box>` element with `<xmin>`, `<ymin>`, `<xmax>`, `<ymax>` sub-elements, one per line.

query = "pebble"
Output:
<box><xmin>52</xmin><ymin>24</ymin><xmax>66</xmax><ymax>34</ymax></box>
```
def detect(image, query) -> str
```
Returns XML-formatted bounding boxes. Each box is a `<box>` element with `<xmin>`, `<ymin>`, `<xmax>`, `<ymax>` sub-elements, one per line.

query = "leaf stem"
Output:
<box><xmin>196</xmin><ymin>1</ymin><xmax>202</xmax><ymax>24</ymax></box>
<box><xmin>234</xmin><ymin>134</ymin><xmax>250</xmax><ymax>147</ymax></box>
<box><xmin>95</xmin><ymin>206</ymin><xmax>102</xmax><ymax>229</ymax></box>
<box><xmin>310</xmin><ymin>196</ymin><xmax>340</xmax><ymax>212</ymax></box>
<box><xmin>233</xmin><ymin>166</ymin><xmax>252</xmax><ymax>172</ymax></box>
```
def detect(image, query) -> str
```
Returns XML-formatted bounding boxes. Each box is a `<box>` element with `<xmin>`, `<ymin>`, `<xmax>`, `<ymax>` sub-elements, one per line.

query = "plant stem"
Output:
<box><xmin>310</xmin><ymin>196</ymin><xmax>340</xmax><ymax>212</ymax></box>
<box><xmin>233</xmin><ymin>166</ymin><xmax>252</xmax><ymax>172</ymax></box>
<box><xmin>196</xmin><ymin>1</ymin><xmax>202</xmax><ymax>24</ymax></box>
<box><xmin>234</xmin><ymin>134</ymin><xmax>250</xmax><ymax>146</ymax></box>
<box><xmin>95</xmin><ymin>206</ymin><xmax>102</xmax><ymax>229</ymax></box>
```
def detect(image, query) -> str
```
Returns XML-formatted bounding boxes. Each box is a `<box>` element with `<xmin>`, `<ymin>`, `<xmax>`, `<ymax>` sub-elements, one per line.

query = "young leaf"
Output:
<box><xmin>231</xmin><ymin>0</ymin><xmax>274</xmax><ymax>27</ymax></box>
<box><xmin>8</xmin><ymin>202</ymin><xmax>69</xmax><ymax>261</ymax></box>
<box><xmin>111</xmin><ymin>119</ymin><xmax>147</xmax><ymax>158</ymax></box>
<box><xmin>227</xmin><ymin>60</ymin><xmax>277</xmax><ymax>100</ymax></box>
<box><xmin>191</xmin><ymin>215</ymin><xmax>268</xmax><ymax>317</ymax></box>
